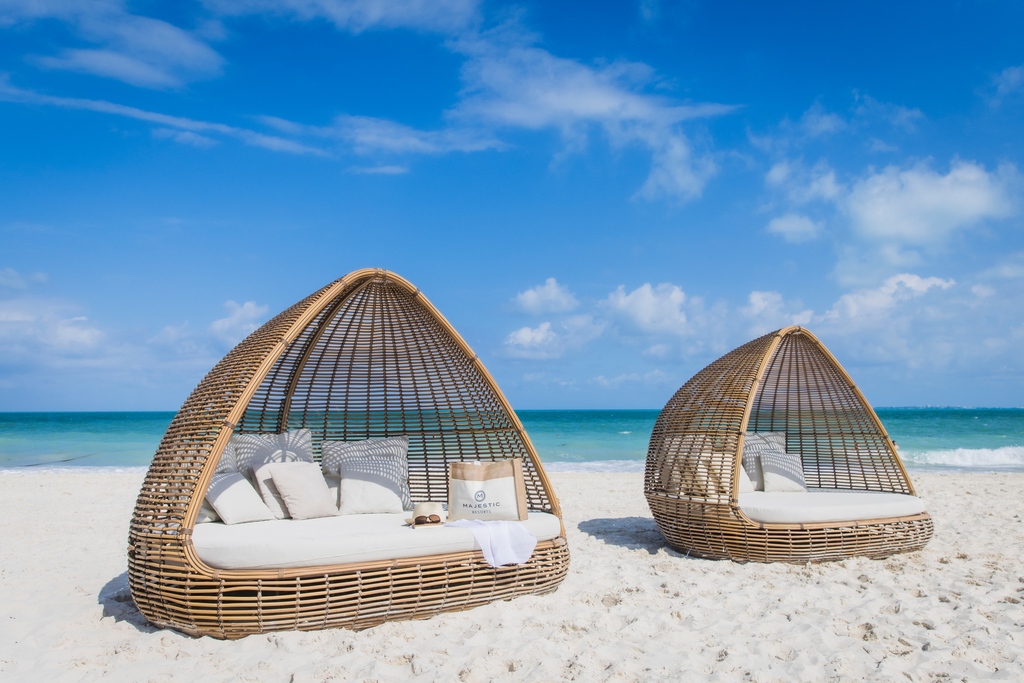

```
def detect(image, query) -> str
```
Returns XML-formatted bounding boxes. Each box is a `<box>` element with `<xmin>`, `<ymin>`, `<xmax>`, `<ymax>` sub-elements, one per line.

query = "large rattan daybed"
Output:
<box><xmin>128</xmin><ymin>269</ymin><xmax>569</xmax><ymax>639</ymax></box>
<box><xmin>645</xmin><ymin>326</ymin><xmax>933</xmax><ymax>563</ymax></box>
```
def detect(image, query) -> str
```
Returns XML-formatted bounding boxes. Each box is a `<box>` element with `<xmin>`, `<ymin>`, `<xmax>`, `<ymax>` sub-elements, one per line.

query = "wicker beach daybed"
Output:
<box><xmin>645</xmin><ymin>326</ymin><xmax>933</xmax><ymax>563</ymax></box>
<box><xmin>128</xmin><ymin>269</ymin><xmax>569</xmax><ymax>639</ymax></box>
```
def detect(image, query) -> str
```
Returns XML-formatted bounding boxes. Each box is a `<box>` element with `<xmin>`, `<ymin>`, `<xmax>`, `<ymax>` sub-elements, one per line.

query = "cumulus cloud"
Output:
<box><xmin>209</xmin><ymin>300</ymin><xmax>269</xmax><ymax>346</ymax></box>
<box><xmin>822</xmin><ymin>273</ymin><xmax>955</xmax><ymax>325</ymax></box>
<box><xmin>766</xmin><ymin>213</ymin><xmax>822</xmax><ymax>243</ymax></box>
<box><xmin>515</xmin><ymin>278</ymin><xmax>579</xmax><ymax>314</ymax></box>
<box><xmin>603</xmin><ymin>282</ymin><xmax>691</xmax><ymax>335</ymax></box>
<box><xmin>504</xmin><ymin>314</ymin><xmax>604</xmax><ymax>359</ymax></box>
<box><xmin>765</xmin><ymin>160</ymin><xmax>842</xmax><ymax>204</ymax></box>
<box><xmin>845</xmin><ymin>161</ymin><xmax>1018</xmax><ymax>245</ymax></box>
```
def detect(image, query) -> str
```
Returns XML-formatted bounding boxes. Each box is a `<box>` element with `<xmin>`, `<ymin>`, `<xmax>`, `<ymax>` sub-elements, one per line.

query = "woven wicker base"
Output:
<box><xmin>647</xmin><ymin>495</ymin><xmax>933</xmax><ymax>563</ymax></box>
<box><xmin>129</xmin><ymin>539</ymin><xmax>569</xmax><ymax>639</ymax></box>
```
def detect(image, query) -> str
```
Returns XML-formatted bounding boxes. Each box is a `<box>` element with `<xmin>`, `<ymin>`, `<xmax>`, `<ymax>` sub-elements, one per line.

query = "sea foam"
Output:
<box><xmin>902</xmin><ymin>446</ymin><xmax>1024</xmax><ymax>469</ymax></box>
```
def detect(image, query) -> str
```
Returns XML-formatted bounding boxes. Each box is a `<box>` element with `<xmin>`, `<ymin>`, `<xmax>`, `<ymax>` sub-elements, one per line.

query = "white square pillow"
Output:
<box><xmin>269</xmin><ymin>462</ymin><xmax>338</xmax><ymax>520</ymax></box>
<box><xmin>760</xmin><ymin>449</ymin><xmax>808</xmax><ymax>492</ymax></box>
<box><xmin>205</xmin><ymin>472</ymin><xmax>275</xmax><ymax>524</ymax></box>
<box><xmin>321</xmin><ymin>437</ymin><xmax>412</xmax><ymax>513</ymax></box>
<box><xmin>251</xmin><ymin>461</ymin><xmax>291</xmax><ymax>519</ymax></box>
<box><xmin>232</xmin><ymin>429</ymin><xmax>315</xmax><ymax>482</ymax></box>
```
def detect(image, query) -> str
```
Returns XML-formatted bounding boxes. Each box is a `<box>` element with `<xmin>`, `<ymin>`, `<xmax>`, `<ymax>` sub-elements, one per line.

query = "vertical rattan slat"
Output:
<box><xmin>128</xmin><ymin>269</ymin><xmax>568</xmax><ymax>639</ymax></box>
<box><xmin>644</xmin><ymin>326</ymin><xmax>932</xmax><ymax>563</ymax></box>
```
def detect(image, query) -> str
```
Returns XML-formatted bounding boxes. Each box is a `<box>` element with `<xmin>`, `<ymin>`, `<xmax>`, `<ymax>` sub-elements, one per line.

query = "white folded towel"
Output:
<box><xmin>445</xmin><ymin>519</ymin><xmax>538</xmax><ymax>567</ymax></box>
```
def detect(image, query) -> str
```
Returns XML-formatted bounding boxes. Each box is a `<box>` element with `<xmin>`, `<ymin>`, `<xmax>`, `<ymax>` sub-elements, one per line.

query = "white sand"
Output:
<box><xmin>0</xmin><ymin>470</ymin><xmax>1022</xmax><ymax>682</ymax></box>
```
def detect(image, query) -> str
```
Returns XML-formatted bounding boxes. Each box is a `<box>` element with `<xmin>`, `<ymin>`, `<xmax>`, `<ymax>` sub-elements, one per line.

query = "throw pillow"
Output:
<box><xmin>269</xmin><ymin>462</ymin><xmax>339</xmax><ymax>520</ymax></box>
<box><xmin>321</xmin><ymin>436</ymin><xmax>412</xmax><ymax>513</ymax></box>
<box><xmin>760</xmin><ymin>449</ymin><xmax>808</xmax><ymax>492</ymax></box>
<box><xmin>232</xmin><ymin>428</ymin><xmax>315</xmax><ymax>483</ymax></box>
<box><xmin>205</xmin><ymin>472</ymin><xmax>275</xmax><ymax>524</ymax></box>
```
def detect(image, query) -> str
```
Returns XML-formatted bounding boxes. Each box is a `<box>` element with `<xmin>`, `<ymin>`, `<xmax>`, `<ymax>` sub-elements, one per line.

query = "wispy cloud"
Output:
<box><xmin>451</xmin><ymin>23</ymin><xmax>736</xmax><ymax>201</ymax></box>
<box><xmin>0</xmin><ymin>267</ymin><xmax>49</xmax><ymax>289</ymax></box>
<box><xmin>0</xmin><ymin>76</ymin><xmax>328</xmax><ymax>156</ymax></box>
<box><xmin>202</xmin><ymin>0</ymin><xmax>481</xmax><ymax>35</ymax></box>
<box><xmin>3</xmin><ymin>1</ymin><xmax>223</xmax><ymax>89</ymax></box>
<box><xmin>766</xmin><ymin>213</ymin><xmax>822</xmax><ymax>243</ymax></box>
<box><xmin>209</xmin><ymin>300</ymin><xmax>269</xmax><ymax>346</ymax></box>
<box><xmin>988</xmin><ymin>64</ymin><xmax>1024</xmax><ymax>106</ymax></box>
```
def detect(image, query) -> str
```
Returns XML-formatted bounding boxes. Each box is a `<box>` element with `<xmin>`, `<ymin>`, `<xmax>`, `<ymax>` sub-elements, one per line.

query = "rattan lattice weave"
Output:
<box><xmin>645</xmin><ymin>326</ymin><xmax>932</xmax><ymax>563</ymax></box>
<box><xmin>127</xmin><ymin>269</ymin><xmax>568</xmax><ymax>638</ymax></box>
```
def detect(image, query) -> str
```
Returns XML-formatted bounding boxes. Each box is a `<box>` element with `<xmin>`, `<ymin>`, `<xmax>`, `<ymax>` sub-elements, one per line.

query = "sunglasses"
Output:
<box><xmin>414</xmin><ymin>514</ymin><xmax>442</xmax><ymax>525</ymax></box>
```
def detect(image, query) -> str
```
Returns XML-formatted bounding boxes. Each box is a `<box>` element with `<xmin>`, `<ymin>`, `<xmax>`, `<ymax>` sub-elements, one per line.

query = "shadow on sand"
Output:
<box><xmin>99</xmin><ymin>572</ymin><xmax>158</xmax><ymax>634</ymax></box>
<box><xmin>577</xmin><ymin>516</ymin><xmax>681</xmax><ymax>556</ymax></box>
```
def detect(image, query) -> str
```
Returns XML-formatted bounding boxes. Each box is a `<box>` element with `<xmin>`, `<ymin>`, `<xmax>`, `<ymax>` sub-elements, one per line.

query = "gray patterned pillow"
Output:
<box><xmin>741</xmin><ymin>432</ymin><xmax>786</xmax><ymax>491</ymax></box>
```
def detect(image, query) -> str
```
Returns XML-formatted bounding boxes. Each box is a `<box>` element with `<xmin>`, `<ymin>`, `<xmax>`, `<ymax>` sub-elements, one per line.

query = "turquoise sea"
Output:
<box><xmin>1</xmin><ymin>409</ymin><xmax>1023</xmax><ymax>472</ymax></box>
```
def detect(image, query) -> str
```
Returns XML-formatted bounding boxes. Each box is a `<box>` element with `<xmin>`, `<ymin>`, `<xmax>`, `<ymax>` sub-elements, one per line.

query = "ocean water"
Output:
<box><xmin>1</xmin><ymin>409</ymin><xmax>1022</xmax><ymax>473</ymax></box>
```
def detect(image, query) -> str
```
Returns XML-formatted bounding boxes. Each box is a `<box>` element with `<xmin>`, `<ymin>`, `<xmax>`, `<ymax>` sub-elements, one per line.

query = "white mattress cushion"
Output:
<box><xmin>739</xmin><ymin>490</ymin><xmax>927</xmax><ymax>525</ymax></box>
<box><xmin>192</xmin><ymin>511</ymin><xmax>562</xmax><ymax>570</ymax></box>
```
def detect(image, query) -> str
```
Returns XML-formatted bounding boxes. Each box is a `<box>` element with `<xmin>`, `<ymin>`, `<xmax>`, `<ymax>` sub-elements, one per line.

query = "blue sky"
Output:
<box><xmin>1</xmin><ymin>0</ymin><xmax>1022</xmax><ymax>411</ymax></box>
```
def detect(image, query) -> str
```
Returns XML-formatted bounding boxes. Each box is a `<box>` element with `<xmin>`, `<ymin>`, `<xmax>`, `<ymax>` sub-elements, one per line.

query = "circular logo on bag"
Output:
<box><xmin>474</xmin><ymin>490</ymin><xmax>486</xmax><ymax>502</ymax></box>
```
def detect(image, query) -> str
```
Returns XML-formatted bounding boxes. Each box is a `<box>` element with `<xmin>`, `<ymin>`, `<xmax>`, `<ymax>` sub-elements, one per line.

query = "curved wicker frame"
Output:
<box><xmin>128</xmin><ymin>269</ymin><xmax>568</xmax><ymax>639</ymax></box>
<box><xmin>645</xmin><ymin>326</ymin><xmax>933</xmax><ymax>563</ymax></box>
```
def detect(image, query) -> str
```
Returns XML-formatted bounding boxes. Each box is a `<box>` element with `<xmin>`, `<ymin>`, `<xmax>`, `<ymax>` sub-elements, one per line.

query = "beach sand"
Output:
<box><xmin>0</xmin><ymin>470</ymin><xmax>1021</xmax><ymax>682</ymax></box>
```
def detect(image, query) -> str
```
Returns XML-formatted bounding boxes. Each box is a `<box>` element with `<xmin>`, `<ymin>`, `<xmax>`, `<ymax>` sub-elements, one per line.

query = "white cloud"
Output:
<box><xmin>603</xmin><ymin>282</ymin><xmax>690</xmax><ymax>335</ymax></box>
<box><xmin>209</xmin><ymin>300</ymin><xmax>269</xmax><ymax>346</ymax></box>
<box><xmin>505</xmin><ymin>321</ymin><xmax>558</xmax><ymax>359</ymax></box>
<box><xmin>845</xmin><ymin>161</ymin><xmax>1018</xmax><ymax>245</ymax></box>
<box><xmin>799</xmin><ymin>102</ymin><xmax>845</xmax><ymax>137</ymax></box>
<box><xmin>503</xmin><ymin>314</ymin><xmax>604</xmax><ymax>360</ymax></box>
<box><xmin>990</xmin><ymin>64</ymin><xmax>1024</xmax><ymax>105</ymax></box>
<box><xmin>3</xmin><ymin>1</ymin><xmax>223</xmax><ymax>89</ymax></box>
<box><xmin>853</xmin><ymin>94</ymin><xmax>924</xmax><ymax>131</ymax></box>
<box><xmin>0</xmin><ymin>297</ymin><xmax>104</xmax><ymax>353</ymax></box>
<box><xmin>740</xmin><ymin>291</ymin><xmax>812</xmax><ymax>335</ymax></box>
<box><xmin>0</xmin><ymin>77</ymin><xmax>327</xmax><ymax>156</ymax></box>
<box><xmin>451</xmin><ymin>25</ymin><xmax>736</xmax><ymax>201</ymax></box>
<box><xmin>202</xmin><ymin>0</ymin><xmax>480</xmax><ymax>35</ymax></box>
<box><xmin>765</xmin><ymin>160</ymin><xmax>842</xmax><ymax>204</ymax></box>
<box><xmin>822</xmin><ymin>273</ymin><xmax>955</xmax><ymax>325</ymax></box>
<box><xmin>0</xmin><ymin>267</ymin><xmax>48</xmax><ymax>289</ymax></box>
<box><xmin>766</xmin><ymin>213</ymin><xmax>822</xmax><ymax>243</ymax></box>
<box><xmin>515</xmin><ymin>278</ymin><xmax>579</xmax><ymax>314</ymax></box>
<box><xmin>348</xmin><ymin>165</ymin><xmax>409</xmax><ymax>175</ymax></box>
<box><xmin>591</xmin><ymin>369</ymin><xmax>668</xmax><ymax>387</ymax></box>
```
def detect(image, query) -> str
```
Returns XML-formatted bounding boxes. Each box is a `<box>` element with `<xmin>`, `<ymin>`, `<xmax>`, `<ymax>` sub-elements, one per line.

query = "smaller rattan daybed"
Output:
<box><xmin>128</xmin><ymin>269</ymin><xmax>569</xmax><ymax>638</ymax></box>
<box><xmin>645</xmin><ymin>326</ymin><xmax>933</xmax><ymax>563</ymax></box>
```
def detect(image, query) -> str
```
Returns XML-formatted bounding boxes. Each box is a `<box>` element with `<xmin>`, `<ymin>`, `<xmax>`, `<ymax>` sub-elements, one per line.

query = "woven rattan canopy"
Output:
<box><xmin>128</xmin><ymin>269</ymin><xmax>568</xmax><ymax>638</ymax></box>
<box><xmin>645</xmin><ymin>326</ymin><xmax>932</xmax><ymax>563</ymax></box>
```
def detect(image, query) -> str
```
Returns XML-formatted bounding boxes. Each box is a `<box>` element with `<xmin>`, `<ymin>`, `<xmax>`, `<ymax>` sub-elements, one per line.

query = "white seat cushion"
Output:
<box><xmin>192</xmin><ymin>511</ymin><xmax>562</xmax><ymax>570</ymax></box>
<box><xmin>738</xmin><ymin>490</ymin><xmax>927</xmax><ymax>525</ymax></box>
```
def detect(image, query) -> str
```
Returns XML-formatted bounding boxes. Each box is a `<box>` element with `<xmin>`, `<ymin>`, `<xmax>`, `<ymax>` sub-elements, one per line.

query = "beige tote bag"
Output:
<box><xmin>448</xmin><ymin>459</ymin><xmax>528</xmax><ymax>521</ymax></box>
